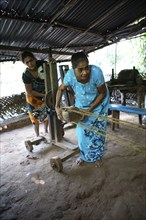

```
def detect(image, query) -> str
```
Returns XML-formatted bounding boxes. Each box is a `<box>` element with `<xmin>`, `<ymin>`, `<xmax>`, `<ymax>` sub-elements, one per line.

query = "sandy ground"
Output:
<box><xmin>0</xmin><ymin>113</ymin><xmax>146</xmax><ymax>220</ymax></box>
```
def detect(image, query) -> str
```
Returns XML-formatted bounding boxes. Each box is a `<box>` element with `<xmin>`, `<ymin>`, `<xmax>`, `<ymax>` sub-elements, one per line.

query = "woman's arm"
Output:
<box><xmin>87</xmin><ymin>83</ymin><xmax>107</xmax><ymax>112</ymax></box>
<box><xmin>25</xmin><ymin>83</ymin><xmax>45</xmax><ymax>98</ymax></box>
<box><xmin>55</xmin><ymin>83</ymin><xmax>67</xmax><ymax>120</ymax></box>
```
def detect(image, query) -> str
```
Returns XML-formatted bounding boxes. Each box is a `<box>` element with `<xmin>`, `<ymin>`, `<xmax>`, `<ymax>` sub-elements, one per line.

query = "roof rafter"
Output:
<box><xmin>0</xmin><ymin>45</ymin><xmax>73</xmax><ymax>56</ymax></box>
<box><xmin>0</xmin><ymin>13</ymin><xmax>104</xmax><ymax>39</ymax></box>
<box><xmin>63</xmin><ymin>0</ymin><xmax>130</xmax><ymax>48</ymax></box>
<box><xmin>0</xmin><ymin>0</ymin><xmax>145</xmax><ymax>62</ymax></box>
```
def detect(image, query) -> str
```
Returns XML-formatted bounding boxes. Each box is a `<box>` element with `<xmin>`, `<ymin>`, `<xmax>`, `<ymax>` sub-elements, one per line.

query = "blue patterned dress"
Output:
<box><xmin>64</xmin><ymin>65</ymin><xmax>110</xmax><ymax>162</ymax></box>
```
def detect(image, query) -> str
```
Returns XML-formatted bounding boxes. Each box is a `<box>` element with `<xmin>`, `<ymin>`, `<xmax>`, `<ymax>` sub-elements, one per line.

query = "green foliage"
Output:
<box><xmin>89</xmin><ymin>35</ymin><xmax>146</xmax><ymax>79</ymax></box>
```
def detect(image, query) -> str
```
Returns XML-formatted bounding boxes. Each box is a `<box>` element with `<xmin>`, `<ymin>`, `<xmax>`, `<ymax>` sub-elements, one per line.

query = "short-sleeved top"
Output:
<box><xmin>22</xmin><ymin>60</ymin><xmax>45</xmax><ymax>94</ymax></box>
<box><xmin>63</xmin><ymin>65</ymin><xmax>110</xmax><ymax>113</ymax></box>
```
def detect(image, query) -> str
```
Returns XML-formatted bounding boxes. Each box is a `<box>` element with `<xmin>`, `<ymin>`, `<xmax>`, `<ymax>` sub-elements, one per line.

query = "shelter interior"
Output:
<box><xmin>0</xmin><ymin>0</ymin><xmax>146</xmax><ymax>160</ymax></box>
<box><xmin>0</xmin><ymin>0</ymin><xmax>146</xmax><ymax>133</ymax></box>
<box><xmin>0</xmin><ymin>1</ymin><xmax>146</xmax><ymax>220</ymax></box>
<box><xmin>0</xmin><ymin>0</ymin><xmax>146</xmax><ymax>62</ymax></box>
<box><xmin>1</xmin><ymin>0</ymin><xmax>146</xmax><ymax>117</ymax></box>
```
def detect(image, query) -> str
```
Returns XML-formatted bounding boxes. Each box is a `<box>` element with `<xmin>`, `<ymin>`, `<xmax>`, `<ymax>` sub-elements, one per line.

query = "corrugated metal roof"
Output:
<box><xmin>0</xmin><ymin>0</ymin><xmax>146</xmax><ymax>62</ymax></box>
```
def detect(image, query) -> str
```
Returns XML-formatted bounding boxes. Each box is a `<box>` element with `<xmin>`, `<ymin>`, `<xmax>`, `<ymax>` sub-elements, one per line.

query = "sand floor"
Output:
<box><xmin>0</xmin><ymin>113</ymin><xmax>146</xmax><ymax>220</ymax></box>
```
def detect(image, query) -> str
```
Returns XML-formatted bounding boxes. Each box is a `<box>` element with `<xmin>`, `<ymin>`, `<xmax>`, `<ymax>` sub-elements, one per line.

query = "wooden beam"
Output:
<box><xmin>87</xmin><ymin>0</ymin><xmax>129</xmax><ymax>30</ymax></box>
<box><xmin>0</xmin><ymin>0</ymin><xmax>103</xmax><ymax>41</ymax></box>
<box><xmin>54</xmin><ymin>21</ymin><xmax>104</xmax><ymax>39</ymax></box>
<box><xmin>0</xmin><ymin>13</ymin><xmax>104</xmax><ymax>40</ymax></box>
<box><xmin>49</xmin><ymin>62</ymin><xmax>64</xmax><ymax>142</ymax></box>
<box><xmin>63</xmin><ymin>0</ymin><xmax>129</xmax><ymax>48</ymax></box>
<box><xmin>25</xmin><ymin>0</ymin><xmax>78</xmax><ymax>48</ymax></box>
<box><xmin>106</xmin><ymin>17</ymin><xmax>146</xmax><ymax>40</ymax></box>
<box><xmin>0</xmin><ymin>0</ymin><xmax>77</xmax><ymax>25</ymax></box>
<box><xmin>0</xmin><ymin>14</ymin><xmax>45</xmax><ymax>24</ymax></box>
<box><xmin>0</xmin><ymin>45</ymin><xmax>73</xmax><ymax>56</ymax></box>
<box><xmin>48</xmin><ymin>0</ymin><xmax>78</xmax><ymax>23</ymax></box>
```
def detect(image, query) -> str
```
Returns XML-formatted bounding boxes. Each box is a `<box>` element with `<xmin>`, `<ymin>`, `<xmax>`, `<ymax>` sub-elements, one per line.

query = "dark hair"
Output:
<box><xmin>71</xmin><ymin>52</ymin><xmax>88</xmax><ymax>68</ymax></box>
<box><xmin>20</xmin><ymin>51</ymin><xmax>36</xmax><ymax>63</ymax></box>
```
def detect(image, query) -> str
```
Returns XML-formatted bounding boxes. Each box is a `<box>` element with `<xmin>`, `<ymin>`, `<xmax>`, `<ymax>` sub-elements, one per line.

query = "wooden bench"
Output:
<box><xmin>108</xmin><ymin>104</ymin><xmax>146</xmax><ymax>130</ymax></box>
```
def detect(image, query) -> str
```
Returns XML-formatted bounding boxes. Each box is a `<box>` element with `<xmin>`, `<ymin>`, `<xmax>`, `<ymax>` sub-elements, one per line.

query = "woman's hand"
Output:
<box><xmin>55</xmin><ymin>107</ymin><xmax>63</xmax><ymax>121</ymax></box>
<box><xmin>79</xmin><ymin>109</ymin><xmax>89</xmax><ymax>121</ymax></box>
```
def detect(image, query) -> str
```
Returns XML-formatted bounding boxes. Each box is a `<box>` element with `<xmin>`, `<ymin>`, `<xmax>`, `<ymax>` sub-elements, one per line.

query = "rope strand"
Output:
<box><xmin>63</xmin><ymin>107</ymin><xmax>146</xmax><ymax>154</ymax></box>
<box><xmin>65</xmin><ymin>107</ymin><xmax>146</xmax><ymax>131</ymax></box>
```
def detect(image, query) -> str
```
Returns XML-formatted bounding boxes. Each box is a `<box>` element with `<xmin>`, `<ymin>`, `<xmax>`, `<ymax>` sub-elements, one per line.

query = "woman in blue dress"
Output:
<box><xmin>55</xmin><ymin>52</ymin><xmax>110</xmax><ymax>165</ymax></box>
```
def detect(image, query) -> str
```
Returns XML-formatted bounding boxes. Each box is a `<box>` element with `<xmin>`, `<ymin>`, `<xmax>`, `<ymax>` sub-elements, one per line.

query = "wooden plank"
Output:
<box><xmin>53</xmin><ymin>140</ymin><xmax>78</xmax><ymax>151</ymax></box>
<box><xmin>58</xmin><ymin>149</ymin><xmax>79</xmax><ymax>162</ymax></box>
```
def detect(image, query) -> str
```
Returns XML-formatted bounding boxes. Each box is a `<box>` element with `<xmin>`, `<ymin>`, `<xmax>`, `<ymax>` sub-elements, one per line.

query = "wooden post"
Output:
<box><xmin>43</xmin><ymin>62</ymin><xmax>55</xmax><ymax>140</ymax></box>
<box><xmin>112</xmin><ymin>110</ymin><xmax>120</xmax><ymax>130</ymax></box>
<box><xmin>49</xmin><ymin>62</ymin><xmax>64</xmax><ymax>142</ymax></box>
<box><xmin>59</xmin><ymin>65</ymin><xmax>74</xmax><ymax>106</ymax></box>
<box><xmin>111</xmin><ymin>68</ymin><xmax>114</xmax><ymax>80</ymax></box>
<box><xmin>137</xmin><ymin>85</ymin><xmax>144</xmax><ymax>125</ymax></box>
<box><xmin>43</xmin><ymin>62</ymin><xmax>51</xmax><ymax>94</ymax></box>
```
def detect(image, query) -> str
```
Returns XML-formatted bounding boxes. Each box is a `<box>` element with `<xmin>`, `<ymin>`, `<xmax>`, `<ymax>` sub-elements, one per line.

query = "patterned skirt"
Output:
<box><xmin>76</xmin><ymin>112</ymin><xmax>108</xmax><ymax>162</ymax></box>
<box><xmin>26</xmin><ymin>94</ymin><xmax>48</xmax><ymax>124</ymax></box>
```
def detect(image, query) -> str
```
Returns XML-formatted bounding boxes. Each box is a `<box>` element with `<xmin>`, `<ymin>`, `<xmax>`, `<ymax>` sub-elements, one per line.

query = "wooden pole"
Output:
<box><xmin>49</xmin><ymin>62</ymin><xmax>64</xmax><ymax>142</ymax></box>
<box><xmin>43</xmin><ymin>62</ymin><xmax>55</xmax><ymax>140</ymax></box>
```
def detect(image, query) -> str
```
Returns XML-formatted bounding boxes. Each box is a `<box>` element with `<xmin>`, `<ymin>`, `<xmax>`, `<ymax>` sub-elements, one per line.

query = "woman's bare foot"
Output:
<box><xmin>76</xmin><ymin>158</ymin><xmax>84</xmax><ymax>166</ymax></box>
<box><xmin>94</xmin><ymin>159</ymin><xmax>103</xmax><ymax>168</ymax></box>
